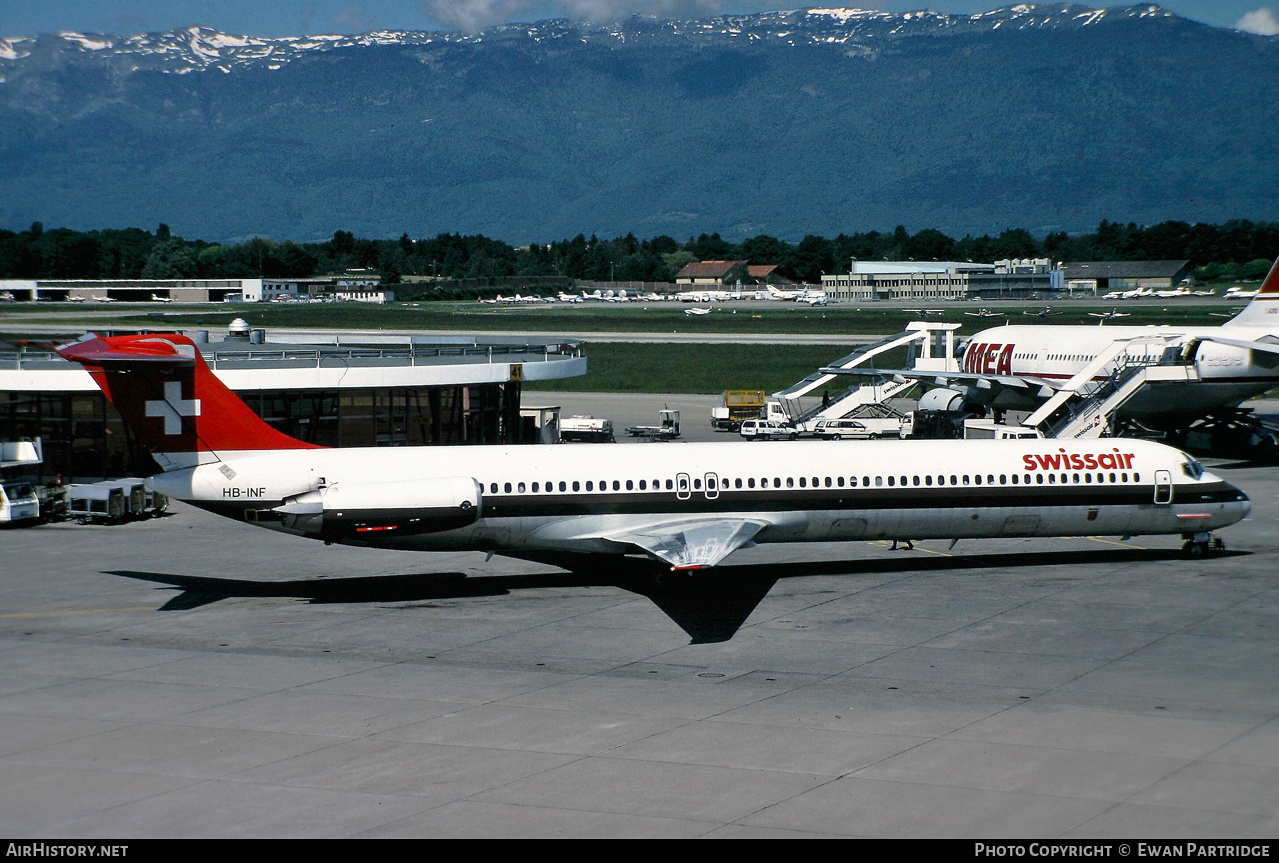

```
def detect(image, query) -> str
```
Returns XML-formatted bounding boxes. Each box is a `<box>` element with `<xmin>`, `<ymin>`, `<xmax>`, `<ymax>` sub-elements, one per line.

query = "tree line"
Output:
<box><xmin>2</xmin><ymin>219</ymin><xmax>1276</xmax><ymax>291</ymax></box>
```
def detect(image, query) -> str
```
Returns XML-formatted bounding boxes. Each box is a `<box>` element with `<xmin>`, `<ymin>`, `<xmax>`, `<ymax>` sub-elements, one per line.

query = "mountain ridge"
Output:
<box><xmin>0</xmin><ymin>5</ymin><xmax>1189</xmax><ymax>78</ymax></box>
<box><xmin>1</xmin><ymin>5</ymin><xmax>1275</xmax><ymax>243</ymax></box>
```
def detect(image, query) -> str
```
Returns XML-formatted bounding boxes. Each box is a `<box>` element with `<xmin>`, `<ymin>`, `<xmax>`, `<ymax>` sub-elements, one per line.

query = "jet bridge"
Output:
<box><xmin>1022</xmin><ymin>336</ymin><xmax>1199</xmax><ymax>439</ymax></box>
<box><xmin>767</xmin><ymin>322</ymin><xmax>960</xmax><ymax>429</ymax></box>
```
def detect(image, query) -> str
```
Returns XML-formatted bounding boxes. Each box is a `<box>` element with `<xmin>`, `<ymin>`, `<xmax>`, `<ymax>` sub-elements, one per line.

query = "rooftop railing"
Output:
<box><xmin>0</xmin><ymin>341</ymin><xmax>584</xmax><ymax>371</ymax></box>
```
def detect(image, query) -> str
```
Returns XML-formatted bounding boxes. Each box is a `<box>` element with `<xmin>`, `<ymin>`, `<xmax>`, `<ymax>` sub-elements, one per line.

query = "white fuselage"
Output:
<box><xmin>961</xmin><ymin>323</ymin><xmax>1279</xmax><ymax>420</ymax></box>
<box><xmin>150</xmin><ymin>438</ymin><xmax>1248</xmax><ymax>558</ymax></box>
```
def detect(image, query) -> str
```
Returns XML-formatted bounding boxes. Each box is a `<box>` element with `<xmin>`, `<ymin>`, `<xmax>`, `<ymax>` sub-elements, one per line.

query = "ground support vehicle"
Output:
<box><xmin>559</xmin><ymin>416</ymin><xmax>615</xmax><ymax>443</ymax></box>
<box><xmin>711</xmin><ymin>390</ymin><xmax>766</xmax><ymax>431</ymax></box>
<box><xmin>813</xmin><ymin>403</ymin><xmax>915</xmax><ymax>439</ymax></box>
<box><xmin>115</xmin><ymin>478</ymin><xmax>170</xmax><ymax>517</ymax></box>
<box><xmin>116</xmin><ymin>479</ymin><xmax>147</xmax><ymax>518</ymax></box>
<box><xmin>37</xmin><ymin>485</ymin><xmax>69</xmax><ymax>521</ymax></box>
<box><xmin>962</xmin><ymin>421</ymin><xmax>1045</xmax><ymax>440</ymax></box>
<box><xmin>0</xmin><ymin>480</ymin><xmax>40</xmax><ymax>524</ymax></box>
<box><xmin>66</xmin><ymin>482</ymin><xmax>128</xmax><ymax>524</ymax></box>
<box><xmin>626</xmin><ymin>409</ymin><xmax>681</xmax><ymax>441</ymax></box>
<box><xmin>739</xmin><ymin>419</ymin><xmax>799</xmax><ymax>441</ymax></box>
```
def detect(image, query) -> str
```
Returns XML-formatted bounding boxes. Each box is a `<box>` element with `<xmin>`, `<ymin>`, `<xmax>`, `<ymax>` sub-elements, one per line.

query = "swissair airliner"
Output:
<box><xmin>946</xmin><ymin>256</ymin><xmax>1279</xmax><ymax>427</ymax></box>
<box><xmin>58</xmin><ymin>334</ymin><xmax>1250</xmax><ymax>567</ymax></box>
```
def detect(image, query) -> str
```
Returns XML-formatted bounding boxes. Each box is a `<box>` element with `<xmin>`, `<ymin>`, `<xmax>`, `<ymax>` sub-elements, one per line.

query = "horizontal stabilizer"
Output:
<box><xmin>59</xmin><ymin>334</ymin><xmax>196</xmax><ymax>366</ymax></box>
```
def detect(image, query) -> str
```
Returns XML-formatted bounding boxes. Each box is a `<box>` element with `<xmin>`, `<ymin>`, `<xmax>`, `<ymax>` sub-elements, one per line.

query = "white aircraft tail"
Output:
<box><xmin>1223</xmin><ymin>255</ymin><xmax>1279</xmax><ymax>327</ymax></box>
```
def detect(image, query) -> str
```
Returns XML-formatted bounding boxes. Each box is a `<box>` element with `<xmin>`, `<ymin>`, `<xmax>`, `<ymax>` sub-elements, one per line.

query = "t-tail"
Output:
<box><xmin>58</xmin><ymin>333</ymin><xmax>322</xmax><ymax>470</ymax></box>
<box><xmin>1223</xmin><ymin>255</ymin><xmax>1279</xmax><ymax>327</ymax></box>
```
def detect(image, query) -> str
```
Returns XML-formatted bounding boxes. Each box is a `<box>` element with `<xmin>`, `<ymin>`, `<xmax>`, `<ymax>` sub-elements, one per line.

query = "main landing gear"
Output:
<box><xmin>1182</xmin><ymin>532</ymin><xmax>1226</xmax><ymax>558</ymax></box>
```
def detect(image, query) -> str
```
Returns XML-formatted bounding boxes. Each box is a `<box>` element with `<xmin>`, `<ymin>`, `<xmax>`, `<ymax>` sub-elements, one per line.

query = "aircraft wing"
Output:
<box><xmin>605</xmin><ymin>518</ymin><xmax>769</xmax><ymax>570</ymax></box>
<box><xmin>1196</xmin><ymin>335</ymin><xmax>1279</xmax><ymax>357</ymax></box>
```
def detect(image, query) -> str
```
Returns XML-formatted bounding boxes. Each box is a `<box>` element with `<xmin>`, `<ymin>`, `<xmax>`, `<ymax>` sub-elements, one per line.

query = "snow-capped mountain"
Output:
<box><xmin>0</xmin><ymin>5</ymin><xmax>1183</xmax><ymax>78</ymax></box>
<box><xmin>0</xmin><ymin>5</ymin><xmax>1273</xmax><ymax>243</ymax></box>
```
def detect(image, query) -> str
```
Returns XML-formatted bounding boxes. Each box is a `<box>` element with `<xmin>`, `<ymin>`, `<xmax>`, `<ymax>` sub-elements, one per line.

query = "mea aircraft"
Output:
<box><xmin>943</xmin><ymin>257</ymin><xmax>1279</xmax><ymax>430</ymax></box>
<box><xmin>58</xmin><ymin>334</ymin><xmax>1250</xmax><ymax>568</ymax></box>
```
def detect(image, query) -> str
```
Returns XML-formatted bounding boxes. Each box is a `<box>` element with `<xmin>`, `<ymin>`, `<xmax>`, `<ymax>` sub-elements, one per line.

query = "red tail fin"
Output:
<box><xmin>1261</xmin><ymin>255</ymin><xmax>1279</xmax><ymax>296</ymax></box>
<box><xmin>58</xmin><ymin>334</ymin><xmax>321</xmax><ymax>468</ymax></box>
<box><xmin>1223</xmin><ymin>255</ymin><xmax>1279</xmax><ymax>326</ymax></box>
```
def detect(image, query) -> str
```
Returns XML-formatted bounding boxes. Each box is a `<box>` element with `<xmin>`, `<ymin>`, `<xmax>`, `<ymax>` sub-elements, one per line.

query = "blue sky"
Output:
<box><xmin>2</xmin><ymin>2</ymin><xmax>1276</xmax><ymax>38</ymax></box>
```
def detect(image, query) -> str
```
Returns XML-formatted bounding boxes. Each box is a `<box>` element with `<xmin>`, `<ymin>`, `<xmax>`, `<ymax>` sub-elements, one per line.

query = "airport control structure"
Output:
<box><xmin>0</xmin><ymin>319</ymin><xmax>586</xmax><ymax>482</ymax></box>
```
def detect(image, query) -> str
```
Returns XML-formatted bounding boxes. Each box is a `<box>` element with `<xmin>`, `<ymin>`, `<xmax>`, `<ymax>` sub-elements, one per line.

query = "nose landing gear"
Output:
<box><xmin>1182</xmin><ymin>531</ymin><xmax>1226</xmax><ymax>558</ymax></box>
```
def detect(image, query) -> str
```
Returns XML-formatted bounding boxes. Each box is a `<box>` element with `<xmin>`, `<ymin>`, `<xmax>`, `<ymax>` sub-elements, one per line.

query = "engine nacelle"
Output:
<box><xmin>275</xmin><ymin>476</ymin><xmax>482</xmax><ymax>539</ymax></box>
<box><xmin>917</xmin><ymin>387</ymin><xmax>967</xmax><ymax>412</ymax></box>
<box><xmin>1193</xmin><ymin>340</ymin><xmax>1272</xmax><ymax>380</ymax></box>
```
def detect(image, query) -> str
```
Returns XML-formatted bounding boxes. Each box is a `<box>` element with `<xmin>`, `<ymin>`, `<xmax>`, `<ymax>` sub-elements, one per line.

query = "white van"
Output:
<box><xmin>962</xmin><ymin>421</ymin><xmax>1044</xmax><ymax>440</ymax></box>
<box><xmin>0</xmin><ymin>481</ymin><xmax>40</xmax><ymax>524</ymax></box>
<box><xmin>739</xmin><ymin>419</ymin><xmax>799</xmax><ymax>441</ymax></box>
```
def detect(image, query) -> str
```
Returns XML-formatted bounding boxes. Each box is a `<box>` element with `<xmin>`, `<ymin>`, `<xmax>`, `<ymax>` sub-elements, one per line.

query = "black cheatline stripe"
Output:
<box><xmin>190</xmin><ymin>482</ymin><xmax>1242</xmax><ymax>523</ymax></box>
<box><xmin>476</xmin><ymin>482</ymin><xmax>1241</xmax><ymax>519</ymax></box>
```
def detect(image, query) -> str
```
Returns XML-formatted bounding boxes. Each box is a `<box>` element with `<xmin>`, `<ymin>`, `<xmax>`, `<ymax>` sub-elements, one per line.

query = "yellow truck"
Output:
<box><xmin>710</xmin><ymin>389</ymin><xmax>766</xmax><ymax>431</ymax></box>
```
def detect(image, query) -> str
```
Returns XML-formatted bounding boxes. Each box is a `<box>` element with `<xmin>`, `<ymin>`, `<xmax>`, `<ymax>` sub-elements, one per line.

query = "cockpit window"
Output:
<box><xmin>1181</xmin><ymin>459</ymin><xmax>1205</xmax><ymax>480</ymax></box>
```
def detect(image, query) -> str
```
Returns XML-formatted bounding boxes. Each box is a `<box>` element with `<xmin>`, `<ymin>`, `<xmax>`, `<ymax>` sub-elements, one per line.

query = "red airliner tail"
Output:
<box><xmin>58</xmin><ymin>333</ymin><xmax>322</xmax><ymax>470</ymax></box>
<box><xmin>1225</xmin><ymin>255</ymin><xmax>1279</xmax><ymax>326</ymax></box>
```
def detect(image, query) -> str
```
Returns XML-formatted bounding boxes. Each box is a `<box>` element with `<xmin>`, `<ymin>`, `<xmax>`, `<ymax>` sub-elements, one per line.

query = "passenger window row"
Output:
<box><xmin>491</xmin><ymin>478</ymin><xmax>675</xmax><ymax>494</ymax></box>
<box><xmin>487</xmin><ymin>472</ymin><xmax>1140</xmax><ymax>494</ymax></box>
<box><xmin>851</xmin><ymin>472</ymin><xmax>1138</xmax><ymax>487</ymax></box>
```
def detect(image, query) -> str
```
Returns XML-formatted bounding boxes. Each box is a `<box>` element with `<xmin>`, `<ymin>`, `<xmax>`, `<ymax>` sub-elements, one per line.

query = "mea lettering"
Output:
<box><xmin>222</xmin><ymin>488</ymin><xmax>265</xmax><ymax>498</ymax></box>
<box><xmin>1022</xmin><ymin>449</ymin><xmax>1134</xmax><ymax>471</ymax></box>
<box><xmin>962</xmin><ymin>343</ymin><xmax>1013</xmax><ymax>375</ymax></box>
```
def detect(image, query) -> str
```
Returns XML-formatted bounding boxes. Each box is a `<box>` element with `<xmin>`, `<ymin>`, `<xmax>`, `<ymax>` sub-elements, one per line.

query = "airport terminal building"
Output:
<box><xmin>821</xmin><ymin>259</ymin><xmax>1063</xmax><ymax>301</ymax></box>
<box><xmin>0</xmin><ymin>322</ymin><xmax>586</xmax><ymax>482</ymax></box>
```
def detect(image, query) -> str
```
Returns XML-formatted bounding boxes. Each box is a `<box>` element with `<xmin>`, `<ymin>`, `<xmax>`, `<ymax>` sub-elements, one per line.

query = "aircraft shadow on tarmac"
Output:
<box><xmin>106</xmin><ymin>544</ymin><xmax>1222</xmax><ymax>644</ymax></box>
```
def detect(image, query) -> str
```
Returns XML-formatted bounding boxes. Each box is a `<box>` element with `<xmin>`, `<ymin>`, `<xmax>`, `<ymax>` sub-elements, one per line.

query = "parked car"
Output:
<box><xmin>739</xmin><ymin>419</ymin><xmax>799</xmax><ymax>441</ymax></box>
<box><xmin>814</xmin><ymin>417</ymin><xmax>908</xmax><ymax>440</ymax></box>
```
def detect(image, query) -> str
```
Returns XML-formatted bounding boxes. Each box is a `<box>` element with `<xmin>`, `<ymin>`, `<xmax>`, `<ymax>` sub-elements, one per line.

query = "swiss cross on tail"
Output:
<box><xmin>145</xmin><ymin>381</ymin><xmax>201</xmax><ymax>435</ymax></box>
<box><xmin>58</xmin><ymin>334</ymin><xmax>322</xmax><ymax>465</ymax></box>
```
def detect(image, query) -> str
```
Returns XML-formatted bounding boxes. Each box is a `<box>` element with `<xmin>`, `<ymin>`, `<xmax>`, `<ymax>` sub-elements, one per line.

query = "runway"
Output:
<box><xmin>0</xmin><ymin>447</ymin><xmax>1275</xmax><ymax>837</ymax></box>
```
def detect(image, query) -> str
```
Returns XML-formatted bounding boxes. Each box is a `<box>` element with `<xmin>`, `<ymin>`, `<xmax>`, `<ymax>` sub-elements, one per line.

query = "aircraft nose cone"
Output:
<box><xmin>1227</xmin><ymin>483</ymin><xmax>1251</xmax><ymax>520</ymax></box>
